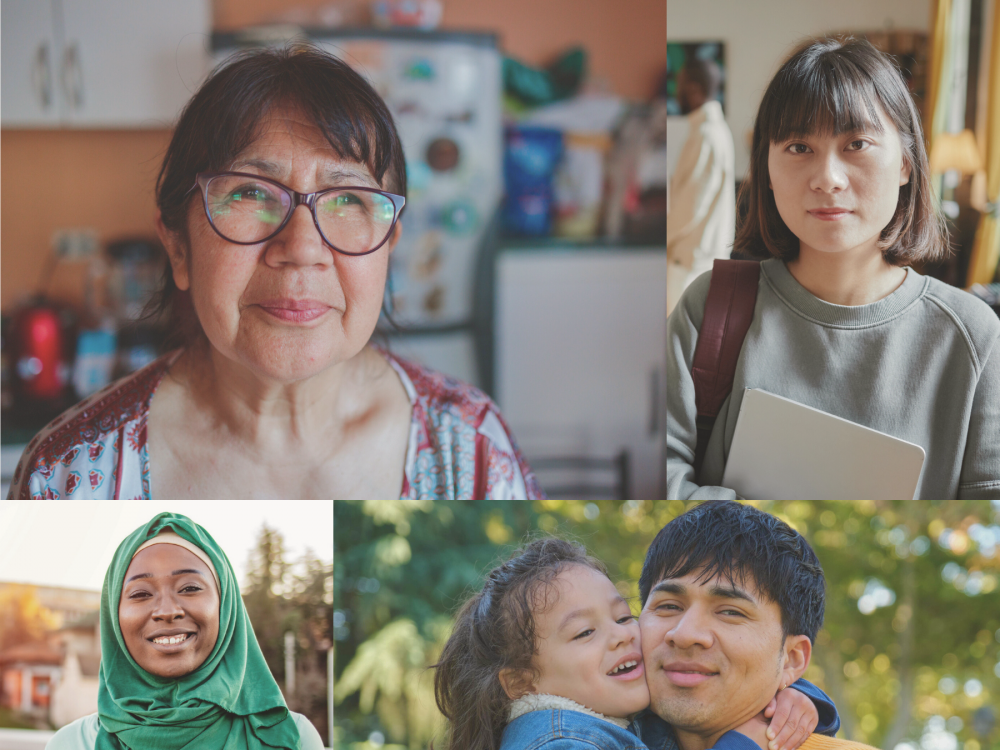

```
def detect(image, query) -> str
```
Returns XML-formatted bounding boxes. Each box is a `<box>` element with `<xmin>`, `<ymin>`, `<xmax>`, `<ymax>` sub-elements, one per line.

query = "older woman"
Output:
<box><xmin>46</xmin><ymin>512</ymin><xmax>325</xmax><ymax>749</ymax></box>
<box><xmin>10</xmin><ymin>46</ymin><xmax>542</xmax><ymax>499</ymax></box>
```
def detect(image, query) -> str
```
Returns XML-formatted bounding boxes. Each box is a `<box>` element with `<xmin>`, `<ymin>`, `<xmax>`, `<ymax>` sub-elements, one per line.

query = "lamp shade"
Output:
<box><xmin>929</xmin><ymin>129</ymin><xmax>984</xmax><ymax>174</ymax></box>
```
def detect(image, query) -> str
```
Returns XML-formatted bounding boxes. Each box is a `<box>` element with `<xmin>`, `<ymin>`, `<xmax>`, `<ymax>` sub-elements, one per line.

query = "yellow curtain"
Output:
<box><xmin>966</xmin><ymin>1</ymin><xmax>1000</xmax><ymax>286</ymax></box>
<box><xmin>926</xmin><ymin>0</ymin><xmax>954</xmax><ymax>165</ymax></box>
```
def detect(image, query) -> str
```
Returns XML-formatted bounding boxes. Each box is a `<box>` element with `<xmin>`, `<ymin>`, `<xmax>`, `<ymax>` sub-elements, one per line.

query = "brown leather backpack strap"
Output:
<box><xmin>690</xmin><ymin>259</ymin><xmax>760</xmax><ymax>479</ymax></box>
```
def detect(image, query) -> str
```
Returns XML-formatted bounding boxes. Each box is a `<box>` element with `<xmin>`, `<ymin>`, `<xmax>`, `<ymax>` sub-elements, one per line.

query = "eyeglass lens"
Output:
<box><xmin>204</xmin><ymin>174</ymin><xmax>397</xmax><ymax>254</ymax></box>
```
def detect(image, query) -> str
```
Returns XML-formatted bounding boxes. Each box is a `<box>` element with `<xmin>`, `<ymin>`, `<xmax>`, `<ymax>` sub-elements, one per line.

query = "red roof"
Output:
<box><xmin>0</xmin><ymin>641</ymin><xmax>63</xmax><ymax>666</ymax></box>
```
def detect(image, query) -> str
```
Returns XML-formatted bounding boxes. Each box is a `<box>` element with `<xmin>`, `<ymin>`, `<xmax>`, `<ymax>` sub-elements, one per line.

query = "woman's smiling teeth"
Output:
<box><xmin>152</xmin><ymin>634</ymin><xmax>192</xmax><ymax>645</ymax></box>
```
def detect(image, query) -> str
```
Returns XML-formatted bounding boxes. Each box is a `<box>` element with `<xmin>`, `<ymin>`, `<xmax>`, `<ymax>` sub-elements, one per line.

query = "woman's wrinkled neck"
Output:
<box><xmin>172</xmin><ymin>338</ymin><xmax>383</xmax><ymax>452</ymax></box>
<box><xmin>785</xmin><ymin>242</ymin><xmax>907</xmax><ymax>306</ymax></box>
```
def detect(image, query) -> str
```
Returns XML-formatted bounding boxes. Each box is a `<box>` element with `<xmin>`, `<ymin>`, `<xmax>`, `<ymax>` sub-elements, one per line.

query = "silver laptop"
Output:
<box><xmin>721</xmin><ymin>389</ymin><xmax>926</xmax><ymax>500</ymax></box>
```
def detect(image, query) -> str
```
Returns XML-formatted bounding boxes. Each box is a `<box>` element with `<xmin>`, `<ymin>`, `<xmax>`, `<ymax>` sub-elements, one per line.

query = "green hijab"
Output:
<box><xmin>96</xmin><ymin>512</ymin><xmax>300</xmax><ymax>750</ymax></box>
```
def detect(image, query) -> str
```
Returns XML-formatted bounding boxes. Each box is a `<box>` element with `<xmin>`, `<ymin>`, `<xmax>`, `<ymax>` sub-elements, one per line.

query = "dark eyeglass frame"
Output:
<box><xmin>189</xmin><ymin>171</ymin><xmax>406</xmax><ymax>256</ymax></box>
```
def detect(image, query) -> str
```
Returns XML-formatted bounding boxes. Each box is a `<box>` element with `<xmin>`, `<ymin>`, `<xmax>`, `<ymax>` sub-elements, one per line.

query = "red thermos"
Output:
<box><xmin>12</xmin><ymin>302</ymin><xmax>66</xmax><ymax>400</ymax></box>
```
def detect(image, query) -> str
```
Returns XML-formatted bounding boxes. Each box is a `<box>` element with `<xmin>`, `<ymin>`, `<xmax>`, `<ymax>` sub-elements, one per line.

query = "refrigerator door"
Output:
<box><xmin>315</xmin><ymin>33</ymin><xmax>502</xmax><ymax>329</ymax></box>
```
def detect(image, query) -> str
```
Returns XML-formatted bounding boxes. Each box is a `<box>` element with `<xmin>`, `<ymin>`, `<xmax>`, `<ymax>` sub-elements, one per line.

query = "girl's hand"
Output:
<box><xmin>762</xmin><ymin>687</ymin><xmax>819</xmax><ymax>750</ymax></box>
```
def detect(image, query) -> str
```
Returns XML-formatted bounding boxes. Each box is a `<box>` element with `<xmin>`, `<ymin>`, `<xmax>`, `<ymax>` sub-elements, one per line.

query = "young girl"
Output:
<box><xmin>433</xmin><ymin>538</ymin><xmax>834</xmax><ymax>750</ymax></box>
<box><xmin>666</xmin><ymin>37</ymin><xmax>1000</xmax><ymax>499</ymax></box>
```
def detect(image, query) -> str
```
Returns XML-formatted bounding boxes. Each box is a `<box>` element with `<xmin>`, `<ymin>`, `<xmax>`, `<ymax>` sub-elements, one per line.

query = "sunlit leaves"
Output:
<box><xmin>484</xmin><ymin>512</ymin><xmax>513</xmax><ymax>544</ymax></box>
<box><xmin>334</xmin><ymin>617</ymin><xmax>448</xmax><ymax>746</ymax></box>
<box><xmin>0</xmin><ymin>585</ymin><xmax>61</xmax><ymax>650</ymax></box>
<box><xmin>373</xmin><ymin>535</ymin><xmax>412</xmax><ymax>570</ymax></box>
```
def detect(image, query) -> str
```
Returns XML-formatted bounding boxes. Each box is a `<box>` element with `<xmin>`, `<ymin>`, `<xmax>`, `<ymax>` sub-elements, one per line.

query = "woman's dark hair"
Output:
<box><xmin>733</xmin><ymin>36</ymin><xmax>949</xmax><ymax>266</ymax></box>
<box><xmin>639</xmin><ymin>501</ymin><xmax>825</xmax><ymax>645</ymax></box>
<box><xmin>145</xmin><ymin>43</ymin><xmax>407</xmax><ymax>348</ymax></box>
<box><xmin>433</xmin><ymin>538</ymin><xmax>608</xmax><ymax>750</ymax></box>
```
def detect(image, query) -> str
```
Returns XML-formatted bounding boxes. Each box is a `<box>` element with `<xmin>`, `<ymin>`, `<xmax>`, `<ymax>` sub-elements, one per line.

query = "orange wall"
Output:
<box><xmin>213</xmin><ymin>0</ymin><xmax>666</xmax><ymax>100</ymax></box>
<box><xmin>1</xmin><ymin>0</ymin><xmax>665</xmax><ymax>313</ymax></box>
<box><xmin>1</xmin><ymin>129</ymin><xmax>173</xmax><ymax>311</ymax></box>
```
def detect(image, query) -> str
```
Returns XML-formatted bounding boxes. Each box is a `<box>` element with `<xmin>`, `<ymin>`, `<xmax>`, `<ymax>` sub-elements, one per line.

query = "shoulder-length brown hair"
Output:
<box><xmin>733</xmin><ymin>36</ymin><xmax>949</xmax><ymax>265</ymax></box>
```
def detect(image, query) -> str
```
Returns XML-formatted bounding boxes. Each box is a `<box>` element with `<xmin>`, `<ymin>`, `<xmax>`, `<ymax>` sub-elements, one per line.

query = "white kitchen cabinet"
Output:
<box><xmin>1</xmin><ymin>0</ymin><xmax>210</xmax><ymax>128</ymax></box>
<box><xmin>1</xmin><ymin>2</ymin><xmax>60</xmax><ymax>124</ymax></box>
<box><xmin>495</xmin><ymin>248</ymin><xmax>667</xmax><ymax>499</ymax></box>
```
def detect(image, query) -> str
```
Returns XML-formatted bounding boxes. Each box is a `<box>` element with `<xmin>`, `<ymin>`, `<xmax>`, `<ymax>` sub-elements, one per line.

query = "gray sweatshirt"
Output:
<box><xmin>667</xmin><ymin>259</ymin><xmax>1000</xmax><ymax>499</ymax></box>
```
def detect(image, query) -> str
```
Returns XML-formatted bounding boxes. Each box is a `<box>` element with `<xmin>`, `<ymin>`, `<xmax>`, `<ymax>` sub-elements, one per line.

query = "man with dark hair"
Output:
<box><xmin>630</xmin><ymin>502</ymin><xmax>876</xmax><ymax>750</ymax></box>
<box><xmin>677</xmin><ymin>59</ymin><xmax>723</xmax><ymax>111</ymax></box>
<box><xmin>667</xmin><ymin>56</ymin><xmax>735</xmax><ymax>315</ymax></box>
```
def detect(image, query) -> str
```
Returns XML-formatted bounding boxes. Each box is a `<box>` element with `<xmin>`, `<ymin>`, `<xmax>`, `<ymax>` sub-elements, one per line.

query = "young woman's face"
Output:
<box><xmin>528</xmin><ymin>565</ymin><xmax>649</xmax><ymax>718</ymax></box>
<box><xmin>119</xmin><ymin>544</ymin><xmax>220</xmax><ymax>678</ymax></box>
<box><xmin>767</xmin><ymin>107</ymin><xmax>911</xmax><ymax>260</ymax></box>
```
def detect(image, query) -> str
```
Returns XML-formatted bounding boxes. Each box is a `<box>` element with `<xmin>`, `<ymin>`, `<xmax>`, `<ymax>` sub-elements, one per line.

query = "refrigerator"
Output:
<box><xmin>213</xmin><ymin>29</ymin><xmax>502</xmax><ymax>388</ymax></box>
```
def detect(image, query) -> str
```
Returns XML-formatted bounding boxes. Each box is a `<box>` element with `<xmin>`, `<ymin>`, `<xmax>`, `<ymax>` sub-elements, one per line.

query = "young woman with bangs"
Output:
<box><xmin>666</xmin><ymin>37</ymin><xmax>1000</xmax><ymax>500</ymax></box>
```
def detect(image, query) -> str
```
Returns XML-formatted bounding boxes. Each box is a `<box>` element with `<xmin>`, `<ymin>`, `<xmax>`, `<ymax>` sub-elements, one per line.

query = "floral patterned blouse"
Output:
<box><xmin>7</xmin><ymin>348</ymin><xmax>544</xmax><ymax>500</ymax></box>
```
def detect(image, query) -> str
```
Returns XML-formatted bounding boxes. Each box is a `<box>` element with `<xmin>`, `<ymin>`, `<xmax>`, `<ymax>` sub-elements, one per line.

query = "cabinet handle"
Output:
<box><xmin>62</xmin><ymin>42</ymin><xmax>84</xmax><ymax>110</ymax></box>
<box><xmin>32</xmin><ymin>43</ymin><xmax>51</xmax><ymax>109</ymax></box>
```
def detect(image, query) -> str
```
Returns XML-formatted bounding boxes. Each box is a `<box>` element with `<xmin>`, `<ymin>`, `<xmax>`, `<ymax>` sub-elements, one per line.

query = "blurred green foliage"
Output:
<box><xmin>243</xmin><ymin>524</ymin><xmax>333</xmax><ymax>743</ymax></box>
<box><xmin>333</xmin><ymin>501</ymin><xmax>1000</xmax><ymax>750</ymax></box>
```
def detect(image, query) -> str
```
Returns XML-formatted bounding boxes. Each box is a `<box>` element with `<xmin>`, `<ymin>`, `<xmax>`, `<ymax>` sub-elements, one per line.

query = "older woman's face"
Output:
<box><xmin>163</xmin><ymin>108</ymin><xmax>397</xmax><ymax>382</ymax></box>
<box><xmin>119</xmin><ymin>544</ymin><xmax>219</xmax><ymax>678</ymax></box>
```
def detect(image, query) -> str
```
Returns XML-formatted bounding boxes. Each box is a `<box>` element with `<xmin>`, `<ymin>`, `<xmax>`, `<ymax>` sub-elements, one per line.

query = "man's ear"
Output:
<box><xmin>498</xmin><ymin>668</ymin><xmax>534</xmax><ymax>701</ymax></box>
<box><xmin>780</xmin><ymin>634</ymin><xmax>812</xmax><ymax>688</ymax></box>
<box><xmin>155</xmin><ymin>210</ymin><xmax>191</xmax><ymax>291</ymax></box>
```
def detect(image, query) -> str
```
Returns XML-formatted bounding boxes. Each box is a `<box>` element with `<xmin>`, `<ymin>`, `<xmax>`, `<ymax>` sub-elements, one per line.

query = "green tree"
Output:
<box><xmin>243</xmin><ymin>525</ymin><xmax>293</xmax><ymax>678</ymax></box>
<box><xmin>755</xmin><ymin>501</ymin><xmax>1000</xmax><ymax>750</ymax></box>
<box><xmin>242</xmin><ymin>524</ymin><xmax>333</xmax><ymax>743</ymax></box>
<box><xmin>287</xmin><ymin>550</ymin><xmax>334</xmax><ymax>742</ymax></box>
<box><xmin>334</xmin><ymin>500</ymin><xmax>539</xmax><ymax>748</ymax></box>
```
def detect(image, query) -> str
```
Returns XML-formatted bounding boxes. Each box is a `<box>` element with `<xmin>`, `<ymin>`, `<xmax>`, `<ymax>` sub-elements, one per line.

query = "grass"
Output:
<box><xmin>0</xmin><ymin>705</ymin><xmax>44</xmax><ymax>729</ymax></box>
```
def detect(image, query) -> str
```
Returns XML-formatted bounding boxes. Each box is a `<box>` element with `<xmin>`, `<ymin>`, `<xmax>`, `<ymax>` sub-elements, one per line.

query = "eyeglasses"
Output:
<box><xmin>190</xmin><ymin>171</ymin><xmax>405</xmax><ymax>256</ymax></box>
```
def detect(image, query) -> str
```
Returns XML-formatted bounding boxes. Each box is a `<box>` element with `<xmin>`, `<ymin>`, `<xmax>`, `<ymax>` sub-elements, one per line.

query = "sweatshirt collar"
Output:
<box><xmin>508</xmin><ymin>693</ymin><xmax>631</xmax><ymax>728</ymax></box>
<box><xmin>761</xmin><ymin>258</ymin><xmax>928</xmax><ymax>328</ymax></box>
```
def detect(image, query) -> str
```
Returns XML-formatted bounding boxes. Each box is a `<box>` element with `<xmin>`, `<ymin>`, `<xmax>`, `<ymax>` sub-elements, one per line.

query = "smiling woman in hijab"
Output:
<box><xmin>46</xmin><ymin>512</ymin><xmax>325</xmax><ymax>750</ymax></box>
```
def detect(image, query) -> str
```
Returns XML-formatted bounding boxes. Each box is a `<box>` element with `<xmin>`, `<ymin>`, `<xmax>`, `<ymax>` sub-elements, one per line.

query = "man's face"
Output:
<box><xmin>638</xmin><ymin>570</ymin><xmax>787</xmax><ymax>736</ymax></box>
<box><xmin>676</xmin><ymin>70</ymin><xmax>706</xmax><ymax>115</ymax></box>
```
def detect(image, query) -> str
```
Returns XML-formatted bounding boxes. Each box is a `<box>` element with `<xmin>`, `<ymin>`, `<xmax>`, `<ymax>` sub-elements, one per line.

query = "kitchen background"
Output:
<box><xmin>1</xmin><ymin>0</ymin><xmax>668</xmax><ymax>500</ymax></box>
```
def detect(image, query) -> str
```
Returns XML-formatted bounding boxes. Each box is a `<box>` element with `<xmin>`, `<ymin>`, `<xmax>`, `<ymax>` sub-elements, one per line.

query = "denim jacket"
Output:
<box><xmin>498</xmin><ymin>694</ymin><xmax>648</xmax><ymax>750</ymax></box>
<box><xmin>497</xmin><ymin>677</ymin><xmax>840</xmax><ymax>750</ymax></box>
